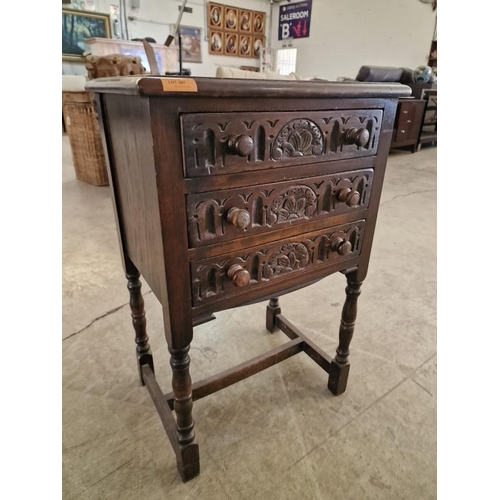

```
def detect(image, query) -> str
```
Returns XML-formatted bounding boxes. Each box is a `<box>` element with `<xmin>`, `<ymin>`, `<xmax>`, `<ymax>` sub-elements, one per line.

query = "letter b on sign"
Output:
<box><xmin>281</xmin><ymin>23</ymin><xmax>290</xmax><ymax>39</ymax></box>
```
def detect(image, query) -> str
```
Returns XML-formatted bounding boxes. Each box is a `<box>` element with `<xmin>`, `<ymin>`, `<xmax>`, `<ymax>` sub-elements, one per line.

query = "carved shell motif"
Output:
<box><xmin>269</xmin><ymin>186</ymin><xmax>317</xmax><ymax>224</ymax></box>
<box><xmin>271</xmin><ymin>119</ymin><xmax>324</xmax><ymax>160</ymax></box>
<box><xmin>263</xmin><ymin>243</ymin><xmax>310</xmax><ymax>279</ymax></box>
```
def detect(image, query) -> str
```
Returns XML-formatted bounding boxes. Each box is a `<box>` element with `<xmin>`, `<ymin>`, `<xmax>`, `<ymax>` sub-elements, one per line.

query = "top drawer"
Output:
<box><xmin>181</xmin><ymin>109</ymin><xmax>383</xmax><ymax>177</ymax></box>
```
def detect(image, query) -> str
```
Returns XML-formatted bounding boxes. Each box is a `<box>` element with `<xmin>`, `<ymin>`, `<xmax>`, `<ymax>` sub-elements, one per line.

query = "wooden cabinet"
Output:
<box><xmin>87</xmin><ymin>76</ymin><xmax>410</xmax><ymax>482</ymax></box>
<box><xmin>391</xmin><ymin>98</ymin><xmax>426</xmax><ymax>153</ymax></box>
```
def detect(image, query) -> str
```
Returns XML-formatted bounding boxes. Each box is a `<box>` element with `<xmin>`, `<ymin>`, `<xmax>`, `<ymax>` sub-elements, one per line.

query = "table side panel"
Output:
<box><xmin>148</xmin><ymin>99</ymin><xmax>195</xmax><ymax>348</ymax></box>
<box><xmin>356</xmin><ymin>97</ymin><xmax>399</xmax><ymax>281</ymax></box>
<box><xmin>102</xmin><ymin>94</ymin><xmax>167</xmax><ymax>303</ymax></box>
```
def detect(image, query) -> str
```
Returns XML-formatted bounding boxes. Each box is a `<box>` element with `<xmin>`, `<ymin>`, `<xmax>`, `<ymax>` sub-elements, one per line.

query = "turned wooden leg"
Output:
<box><xmin>328</xmin><ymin>273</ymin><xmax>363</xmax><ymax>395</ymax></box>
<box><xmin>126</xmin><ymin>267</ymin><xmax>154</xmax><ymax>385</ymax></box>
<box><xmin>266</xmin><ymin>297</ymin><xmax>281</xmax><ymax>332</ymax></box>
<box><xmin>169</xmin><ymin>345</ymin><xmax>200</xmax><ymax>482</ymax></box>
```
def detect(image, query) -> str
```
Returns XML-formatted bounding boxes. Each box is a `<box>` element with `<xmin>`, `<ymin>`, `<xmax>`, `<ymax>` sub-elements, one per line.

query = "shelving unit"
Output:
<box><xmin>418</xmin><ymin>89</ymin><xmax>437</xmax><ymax>149</ymax></box>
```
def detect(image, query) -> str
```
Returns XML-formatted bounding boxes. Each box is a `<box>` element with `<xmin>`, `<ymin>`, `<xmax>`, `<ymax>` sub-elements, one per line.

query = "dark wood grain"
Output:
<box><xmin>187</xmin><ymin>208</ymin><xmax>369</xmax><ymax>262</ymax></box>
<box><xmin>328</xmin><ymin>272</ymin><xmax>363</xmax><ymax>395</ymax></box>
<box><xmin>190</xmin><ymin>220</ymin><xmax>365</xmax><ymax>307</ymax></box>
<box><xmin>89</xmin><ymin>76</ymin><xmax>405</xmax><ymax>482</ymax></box>
<box><xmin>142</xmin><ymin>365</ymin><xmax>200</xmax><ymax>482</ymax></box>
<box><xmin>391</xmin><ymin>98</ymin><xmax>426</xmax><ymax>152</ymax></box>
<box><xmin>164</xmin><ymin>337</ymin><xmax>304</xmax><ymax>410</ymax></box>
<box><xmin>169</xmin><ymin>346</ymin><xmax>195</xmax><ymax>445</ymax></box>
<box><xmin>266</xmin><ymin>297</ymin><xmax>281</xmax><ymax>332</ymax></box>
<box><xmin>192</xmin><ymin>253</ymin><xmax>362</xmax><ymax>318</ymax></box>
<box><xmin>182</xmin><ymin>110</ymin><xmax>383</xmax><ymax>177</ymax></box>
<box><xmin>186</xmin><ymin>169</ymin><xmax>373</xmax><ymax>247</ymax></box>
<box><xmin>86</xmin><ymin>75</ymin><xmax>411</xmax><ymax>99</ymax></box>
<box><xmin>125</xmin><ymin>258</ymin><xmax>154</xmax><ymax>384</ymax></box>
<box><xmin>417</xmin><ymin>90</ymin><xmax>437</xmax><ymax>148</ymax></box>
<box><xmin>355</xmin><ymin>97</ymin><xmax>398</xmax><ymax>283</ymax></box>
<box><xmin>102</xmin><ymin>95</ymin><xmax>167</xmax><ymax>304</ymax></box>
<box><xmin>184</xmin><ymin>156</ymin><xmax>375</xmax><ymax>194</ymax></box>
<box><xmin>148</xmin><ymin>99</ymin><xmax>195</xmax><ymax>349</ymax></box>
<box><xmin>276</xmin><ymin>314</ymin><xmax>332</xmax><ymax>373</ymax></box>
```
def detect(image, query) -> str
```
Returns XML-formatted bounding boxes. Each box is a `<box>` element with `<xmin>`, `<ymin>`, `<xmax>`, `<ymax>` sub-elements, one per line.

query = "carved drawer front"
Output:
<box><xmin>181</xmin><ymin>109</ymin><xmax>383</xmax><ymax>177</ymax></box>
<box><xmin>186</xmin><ymin>169</ymin><xmax>373</xmax><ymax>247</ymax></box>
<box><xmin>190</xmin><ymin>220</ymin><xmax>365</xmax><ymax>306</ymax></box>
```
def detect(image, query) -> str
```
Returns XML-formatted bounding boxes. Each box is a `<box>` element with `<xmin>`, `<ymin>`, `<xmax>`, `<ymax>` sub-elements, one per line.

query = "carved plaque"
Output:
<box><xmin>271</xmin><ymin>119</ymin><xmax>324</xmax><ymax>160</ymax></box>
<box><xmin>269</xmin><ymin>186</ymin><xmax>317</xmax><ymax>224</ymax></box>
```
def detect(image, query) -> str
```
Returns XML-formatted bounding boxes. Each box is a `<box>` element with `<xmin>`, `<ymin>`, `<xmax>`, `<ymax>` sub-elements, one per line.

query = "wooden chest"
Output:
<box><xmin>87</xmin><ymin>76</ymin><xmax>410</xmax><ymax>482</ymax></box>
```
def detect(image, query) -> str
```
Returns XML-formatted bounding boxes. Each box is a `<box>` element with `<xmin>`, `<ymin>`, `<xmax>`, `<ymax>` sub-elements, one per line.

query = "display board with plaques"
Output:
<box><xmin>208</xmin><ymin>2</ymin><xmax>266</xmax><ymax>58</ymax></box>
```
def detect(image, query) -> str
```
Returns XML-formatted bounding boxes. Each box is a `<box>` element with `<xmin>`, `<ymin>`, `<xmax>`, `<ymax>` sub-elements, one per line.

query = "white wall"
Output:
<box><xmin>63</xmin><ymin>0</ymin><xmax>270</xmax><ymax>77</ymax></box>
<box><xmin>270</xmin><ymin>0</ymin><xmax>436</xmax><ymax>81</ymax></box>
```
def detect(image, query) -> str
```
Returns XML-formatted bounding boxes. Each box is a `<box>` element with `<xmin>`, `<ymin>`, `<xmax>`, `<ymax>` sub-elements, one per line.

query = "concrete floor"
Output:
<box><xmin>62</xmin><ymin>135</ymin><xmax>436</xmax><ymax>500</ymax></box>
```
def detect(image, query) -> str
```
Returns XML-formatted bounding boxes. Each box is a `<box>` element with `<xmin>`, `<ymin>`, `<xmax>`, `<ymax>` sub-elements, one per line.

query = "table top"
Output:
<box><xmin>86</xmin><ymin>75</ymin><xmax>412</xmax><ymax>99</ymax></box>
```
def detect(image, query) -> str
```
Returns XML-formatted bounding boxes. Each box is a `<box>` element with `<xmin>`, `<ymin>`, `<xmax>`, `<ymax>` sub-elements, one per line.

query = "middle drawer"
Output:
<box><xmin>186</xmin><ymin>168</ymin><xmax>373</xmax><ymax>247</ymax></box>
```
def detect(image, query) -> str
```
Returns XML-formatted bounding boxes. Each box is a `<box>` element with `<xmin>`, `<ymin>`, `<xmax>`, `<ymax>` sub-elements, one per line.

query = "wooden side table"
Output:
<box><xmin>390</xmin><ymin>98</ymin><xmax>426</xmax><ymax>153</ymax></box>
<box><xmin>87</xmin><ymin>76</ymin><xmax>410</xmax><ymax>482</ymax></box>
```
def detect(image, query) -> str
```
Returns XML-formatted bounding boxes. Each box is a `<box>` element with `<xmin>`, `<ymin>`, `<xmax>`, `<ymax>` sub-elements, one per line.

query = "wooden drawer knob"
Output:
<box><xmin>226</xmin><ymin>207</ymin><xmax>251</xmax><ymax>229</ymax></box>
<box><xmin>228</xmin><ymin>134</ymin><xmax>254</xmax><ymax>156</ymax></box>
<box><xmin>344</xmin><ymin>128</ymin><xmax>370</xmax><ymax>147</ymax></box>
<box><xmin>331</xmin><ymin>237</ymin><xmax>352</xmax><ymax>256</ymax></box>
<box><xmin>337</xmin><ymin>187</ymin><xmax>361</xmax><ymax>207</ymax></box>
<box><xmin>227</xmin><ymin>264</ymin><xmax>250</xmax><ymax>287</ymax></box>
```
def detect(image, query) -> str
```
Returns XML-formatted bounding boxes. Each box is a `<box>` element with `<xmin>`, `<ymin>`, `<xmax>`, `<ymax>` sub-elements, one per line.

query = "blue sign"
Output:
<box><xmin>278</xmin><ymin>0</ymin><xmax>313</xmax><ymax>40</ymax></box>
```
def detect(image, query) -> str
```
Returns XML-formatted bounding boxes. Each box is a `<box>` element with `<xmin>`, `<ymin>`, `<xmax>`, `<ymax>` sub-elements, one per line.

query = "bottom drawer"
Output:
<box><xmin>395</xmin><ymin>125</ymin><xmax>409</xmax><ymax>143</ymax></box>
<box><xmin>190</xmin><ymin>220</ymin><xmax>365</xmax><ymax>307</ymax></box>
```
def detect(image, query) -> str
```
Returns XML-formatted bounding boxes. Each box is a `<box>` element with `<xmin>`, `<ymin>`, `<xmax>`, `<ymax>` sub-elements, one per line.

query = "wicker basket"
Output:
<box><xmin>62</xmin><ymin>91</ymin><xmax>109</xmax><ymax>186</ymax></box>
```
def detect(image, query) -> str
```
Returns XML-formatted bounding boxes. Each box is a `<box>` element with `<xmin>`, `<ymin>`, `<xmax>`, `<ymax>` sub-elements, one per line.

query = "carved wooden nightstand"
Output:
<box><xmin>87</xmin><ymin>76</ymin><xmax>410</xmax><ymax>482</ymax></box>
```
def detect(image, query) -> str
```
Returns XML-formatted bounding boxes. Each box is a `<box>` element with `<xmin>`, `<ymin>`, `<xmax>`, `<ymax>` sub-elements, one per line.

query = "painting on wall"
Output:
<box><xmin>253</xmin><ymin>12</ymin><xmax>265</xmax><ymax>34</ymax></box>
<box><xmin>239</xmin><ymin>34</ymin><xmax>251</xmax><ymax>57</ymax></box>
<box><xmin>224</xmin><ymin>6</ymin><xmax>238</xmax><ymax>31</ymax></box>
<box><xmin>208</xmin><ymin>3</ymin><xmax>224</xmax><ymax>29</ymax></box>
<box><xmin>209</xmin><ymin>31</ymin><xmax>223</xmax><ymax>55</ymax></box>
<box><xmin>239</xmin><ymin>10</ymin><xmax>252</xmax><ymax>33</ymax></box>
<box><xmin>224</xmin><ymin>32</ymin><xmax>238</xmax><ymax>56</ymax></box>
<box><xmin>62</xmin><ymin>8</ymin><xmax>111</xmax><ymax>61</ymax></box>
<box><xmin>171</xmin><ymin>25</ymin><xmax>203</xmax><ymax>63</ymax></box>
<box><xmin>252</xmin><ymin>36</ymin><xmax>265</xmax><ymax>59</ymax></box>
<box><xmin>207</xmin><ymin>3</ymin><xmax>266</xmax><ymax>59</ymax></box>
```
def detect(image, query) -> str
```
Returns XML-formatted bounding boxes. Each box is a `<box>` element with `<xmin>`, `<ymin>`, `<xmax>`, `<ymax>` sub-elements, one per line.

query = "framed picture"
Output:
<box><xmin>253</xmin><ymin>11</ymin><xmax>265</xmax><ymax>34</ymax></box>
<box><xmin>224</xmin><ymin>6</ymin><xmax>238</xmax><ymax>31</ymax></box>
<box><xmin>239</xmin><ymin>34</ymin><xmax>251</xmax><ymax>58</ymax></box>
<box><xmin>62</xmin><ymin>8</ymin><xmax>111</xmax><ymax>61</ymax></box>
<box><xmin>209</xmin><ymin>30</ymin><xmax>223</xmax><ymax>55</ymax></box>
<box><xmin>171</xmin><ymin>25</ymin><xmax>202</xmax><ymax>63</ymax></box>
<box><xmin>208</xmin><ymin>2</ymin><xmax>223</xmax><ymax>29</ymax></box>
<box><xmin>224</xmin><ymin>32</ymin><xmax>238</xmax><ymax>56</ymax></box>
<box><xmin>252</xmin><ymin>36</ymin><xmax>265</xmax><ymax>58</ymax></box>
<box><xmin>239</xmin><ymin>10</ymin><xmax>252</xmax><ymax>33</ymax></box>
